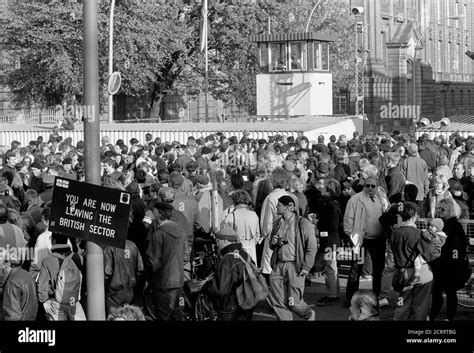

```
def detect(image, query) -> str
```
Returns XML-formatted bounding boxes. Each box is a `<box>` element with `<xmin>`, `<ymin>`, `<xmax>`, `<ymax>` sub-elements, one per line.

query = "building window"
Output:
<box><xmin>289</xmin><ymin>42</ymin><xmax>306</xmax><ymax>71</ymax></box>
<box><xmin>321</xmin><ymin>42</ymin><xmax>329</xmax><ymax>71</ymax></box>
<box><xmin>437</xmin><ymin>0</ymin><xmax>442</xmax><ymax>23</ymax></box>
<box><xmin>469</xmin><ymin>90</ymin><xmax>472</xmax><ymax>110</ymax></box>
<box><xmin>464</xmin><ymin>4</ymin><xmax>468</xmax><ymax>31</ymax></box>
<box><xmin>456</xmin><ymin>1</ymin><xmax>461</xmax><ymax>28</ymax></box>
<box><xmin>460</xmin><ymin>90</ymin><xmax>464</xmax><ymax>106</ymax></box>
<box><xmin>437</xmin><ymin>41</ymin><xmax>442</xmax><ymax>72</ymax></box>
<box><xmin>313</xmin><ymin>42</ymin><xmax>321</xmax><ymax>70</ymax></box>
<box><xmin>451</xmin><ymin>89</ymin><xmax>455</xmax><ymax>107</ymax></box>
<box><xmin>313</xmin><ymin>42</ymin><xmax>329</xmax><ymax>71</ymax></box>
<box><xmin>269</xmin><ymin>42</ymin><xmax>288</xmax><ymax>72</ymax></box>
<box><xmin>465</xmin><ymin>44</ymin><xmax>470</xmax><ymax>74</ymax></box>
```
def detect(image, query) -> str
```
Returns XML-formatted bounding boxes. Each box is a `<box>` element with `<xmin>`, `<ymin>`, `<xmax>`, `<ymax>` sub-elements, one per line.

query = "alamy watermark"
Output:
<box><xmin>380</xmin><ymin>103</ymin><xmax>420</xmax><ymax>120</ymax></box>
<box><xmin>54</xmin><ymin>101</ymin><xmax>96</xmax><ymax>123</ymax></box>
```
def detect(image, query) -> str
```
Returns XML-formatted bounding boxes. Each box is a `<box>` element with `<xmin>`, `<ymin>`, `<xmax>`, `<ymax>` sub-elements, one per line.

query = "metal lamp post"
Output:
<box><xmin>108</xmin><ymin>0</ymin><xmax>116</xmax><ymax>124</ymax></box>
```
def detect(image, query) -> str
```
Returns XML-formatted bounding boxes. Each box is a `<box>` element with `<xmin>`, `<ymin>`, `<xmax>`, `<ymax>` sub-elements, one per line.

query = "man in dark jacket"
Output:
<box><xmin>104</xmin><ymin>239</ymin><xmax>144</xmax><ymax>316</ymax></box>
<box><xmin>145</xmin><ymin>202</ymin><xmax>189</xmax><ymax>321</ymax></box>
<box><xmin>207</xmin><ymin>226</ymin><xmax>253</xmax><ymax>321</ymax></box>
<box><xmin>384</xmin><ymin>152</ymin><xmax>406</xmax><ymax>203</ymax></box>
<box><xmin>2</xmin><ymin>251</ymin><xmax>38</xmax><ymax>321</ymax></box>
<box><xmin>268</xmin><ymin>195</ymin><xmax>317</xmax><ymax>321</ymax></box>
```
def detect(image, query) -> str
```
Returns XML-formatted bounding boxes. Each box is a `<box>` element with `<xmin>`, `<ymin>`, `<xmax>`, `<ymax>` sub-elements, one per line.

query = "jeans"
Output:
<box><xmin>43</xmin><ymin>300</ymin><xmax>86</xmax><ymax>321</ymax></box>
<box><xmin>346</xmin><ymin>236</ymin><xmax>386</xmax><ymax>302</ymax></box>
<box><xmin>323</xmin><ymin>256</ymin><xmax>340</xmax><ymax>298</ymax></box>
<box><xmin>393</xmin><ymin>281</ymin><xmax>432</xmax><ymax>321</ymax></box>
<box><xmin>380</xmin><ymin>238</ymin><xmax>395</xmax><ymax>300</ymax></box>
<box><xmin>269</xmin><ymin>261</ymin><xmax>312</xmax><ymax>321</ymax></box>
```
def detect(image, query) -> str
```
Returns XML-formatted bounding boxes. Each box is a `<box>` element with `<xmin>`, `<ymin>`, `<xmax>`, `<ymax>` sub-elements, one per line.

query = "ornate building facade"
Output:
<box><xmin>350</xmin><ymin>0</ymin><xmax>474</xmax><ymax>131</ymax></box>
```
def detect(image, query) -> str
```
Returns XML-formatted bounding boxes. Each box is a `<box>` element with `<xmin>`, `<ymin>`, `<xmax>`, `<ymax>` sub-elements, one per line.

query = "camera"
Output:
<box><xmin>271</xmin><ymin>235</ymin><xmax>288</xmax><ymax>248</ymax></box>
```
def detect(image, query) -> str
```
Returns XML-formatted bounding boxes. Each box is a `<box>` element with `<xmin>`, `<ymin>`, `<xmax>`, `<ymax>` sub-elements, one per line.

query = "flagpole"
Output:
<box><xmin>204</xmin><ymin>0</ymin><xmax>209</xmax><ymax>123</ymax></box>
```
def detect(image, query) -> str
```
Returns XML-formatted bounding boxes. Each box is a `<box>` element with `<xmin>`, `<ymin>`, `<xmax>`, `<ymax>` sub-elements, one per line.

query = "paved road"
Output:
<box><xmin>252</xmin><ymin>275</ymin><xmax>473</xmax><ymax>321</ymax></box>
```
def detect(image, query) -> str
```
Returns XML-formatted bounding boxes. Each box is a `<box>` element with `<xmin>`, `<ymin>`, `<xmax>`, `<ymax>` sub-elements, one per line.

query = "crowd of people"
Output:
<box><xmin>0</xmin><ymin>127</ymin><xmax>472</xmax><ymax>321</ymax></box>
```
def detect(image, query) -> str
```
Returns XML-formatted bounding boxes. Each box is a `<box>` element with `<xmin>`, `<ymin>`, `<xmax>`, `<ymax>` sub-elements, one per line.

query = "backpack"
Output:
<box><xmin>223</xmin><ymin>251</ymin><xmax>269</xmax><ymax>310</ymax></box>
<box><xmin>54</xmin><ymin>253</ymin><xmax>82</xmax><ymax>305</ymax></box>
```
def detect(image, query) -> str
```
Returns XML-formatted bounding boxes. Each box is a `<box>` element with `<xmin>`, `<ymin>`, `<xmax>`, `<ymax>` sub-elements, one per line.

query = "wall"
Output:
<box><xmin>256</xmin><ymin>72</ymin><xmax>333</xmax><ymax>116</ymax></box>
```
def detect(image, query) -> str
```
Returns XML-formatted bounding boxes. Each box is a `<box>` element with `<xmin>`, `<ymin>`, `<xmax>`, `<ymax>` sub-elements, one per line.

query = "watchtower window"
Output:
<box><xmin>313</xmin><ymin>41</ymin><xmax>330</xmax><ymax>71</ymax></box>
<box><xmin>269</xmin><ymin>42</ymin><xmax>288</xmax><ymax>72</ymax></box>
<box><xmin>289</xmin><ymin>42</ymin><xmax>306</xmax><ymax>71</ymax></box>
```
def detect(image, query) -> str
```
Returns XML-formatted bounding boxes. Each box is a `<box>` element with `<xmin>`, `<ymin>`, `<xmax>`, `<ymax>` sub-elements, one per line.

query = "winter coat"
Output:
<box><xmin>400</xmin><ymin>155</ymin><xmax>429</xmax><ymax>201</ymax></box>
<box><xmin>385</xmin><ymin>166</ymin><xmax>406</xmax><ymax>202</ymax></box>
<box><xmin>430</xmin><ymin>217</ymin><xmax>468</xmax><ymax>289</ymax></box>
<box><xmin>2</xmin><ymin>267</ymin><xmax>38</xmax><ymax>321</ymax></box>
<box><xmin>145</xmin><ymin>220</ymin><xmax>189</xmax><ymax>289</ymax></box>
<box><xmin>209</xmin><ymin>243</ymin><xmax>250</xmax><ymax>314</ymax></box>
<box><xmin>104</xmin><ymin>240</ymin><xmax>144</xmax><ymax>296</ymax></box>
<box><xmin>317</xmin><ymin>197</ymin><xmax>342</xmax><ymax>249</ymax></box>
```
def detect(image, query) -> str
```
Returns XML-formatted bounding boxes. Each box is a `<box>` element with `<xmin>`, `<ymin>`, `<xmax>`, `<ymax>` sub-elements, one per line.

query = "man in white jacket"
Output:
<box><xmin>343</xmin><ymin>176</ymin><xmax>386</xmax><ymax>306</ymax></box>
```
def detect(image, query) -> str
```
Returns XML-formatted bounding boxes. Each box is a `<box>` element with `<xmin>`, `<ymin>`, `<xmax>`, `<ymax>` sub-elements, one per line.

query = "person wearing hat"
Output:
<box><xmin>59</xmin><ymin>157</ymin><xmax>77</xmax><ymax>181</ymax></box>
<box><xmin>196</xmin><ymin>146</ymin><xmax>212</xmax><ymax>171</ymax></box>
<box><xmin>0</xmin><ymin>204</ymin><xmax>36</xmax><ymax>321</ymax></box>
<box><xmin>28</xmin><ymin>161</ymin><xmax>45</xmax><ymax>193</ymax></box>
<box><xmin>39</xmin><ymin>171</ymin><xmax>58</xmax><ymax>206</ymax></box>
<box><xmin>205</xmin><ymin>226</ymin><xmax>253</xmax><ymax>321</ymax></box>
<box><xmin>267</xmin><ymin>195</ymin><xmax>316</xmax><ymax>321</ymax></box>
<box><xmin>145</xmin><ymin>201</ymin><xmax>189</xmax><ymax>321</ymax></box>
<box><xmin>260</xmin><ymin>168</ymin><xmax>299</xmax><ymax>276</ymax></box>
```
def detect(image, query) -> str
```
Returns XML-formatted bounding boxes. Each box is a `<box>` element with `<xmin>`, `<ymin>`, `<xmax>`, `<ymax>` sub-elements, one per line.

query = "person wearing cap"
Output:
<box><xmin>267</xmin><ymin>195</ymin><xmax>316</xmax><ymax>321</ymax></box>
<box><xmin>59</xmin><ymin>157</ymin><xmax>76</xmax><ymax>180</ymax></box>
<box><xmin>400</xmin><ymin>144</ymin><xmax>429</xmax><ymax>209</ymax></box>
<box><xmin>205</xmin><ymin>226</ymin><xmax>254</xmax><ymax>321</ymax></box>
<box><xmin>196</xmin><ymin>147</ymin><xmax>212</xmax><ymax>171</ymax></box>
<box><xmin>145</xmin><ymin>201</ymin><xmax>189</xmax><ymax>321</ymax></box>
<box><xmin>39</xmin><ymin>171</ymin><xmax>57</xmax><ymax>207</ymax></box>
<box><xmin>260</xmin><ymin>168</ymin><xmax>299</xmax><ymax>276</ymax></box>
<box><xmin>169</xmin><ymin>172</ymin><xmax>200</xmax><ymax>243</ymax></box>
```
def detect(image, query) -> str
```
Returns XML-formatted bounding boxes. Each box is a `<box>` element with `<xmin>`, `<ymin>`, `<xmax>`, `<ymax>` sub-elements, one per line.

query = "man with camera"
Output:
<box><xmin>268</xmin><ymin>196</ymin><xmax>317</xmax><ymax>321</ymax></box>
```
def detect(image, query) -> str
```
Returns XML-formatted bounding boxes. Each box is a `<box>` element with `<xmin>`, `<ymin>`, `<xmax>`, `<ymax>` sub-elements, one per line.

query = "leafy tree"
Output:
<box><xmin>1</xmin><ymin>0</ymin><xmax>356</xmax><ymax>118</ymax></box>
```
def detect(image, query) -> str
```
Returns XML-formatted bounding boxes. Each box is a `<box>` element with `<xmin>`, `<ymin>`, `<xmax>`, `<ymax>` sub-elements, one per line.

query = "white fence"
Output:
<box><xmin>0</xmin><ymin>108</ymin><xmax>60</xmax><ymax>125</ymax></box>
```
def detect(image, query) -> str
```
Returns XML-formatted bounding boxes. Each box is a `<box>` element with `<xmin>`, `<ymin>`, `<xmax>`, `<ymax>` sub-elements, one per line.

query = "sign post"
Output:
<box><xmin>49</xmin><ymin>177</ymin><xmax>131</xmax><ymax>249</ymax></box>
<box><xmin>83</xmin><ymin>0</ymin><xmax>104</xmax><ymax>320</ymax></box>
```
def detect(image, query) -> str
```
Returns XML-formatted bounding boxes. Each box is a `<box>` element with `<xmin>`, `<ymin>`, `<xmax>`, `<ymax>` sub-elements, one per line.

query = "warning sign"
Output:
<box><xmin>49</xmin><ymin>177</ymin><xmax>131</xmax><ymax>249</ymax></box>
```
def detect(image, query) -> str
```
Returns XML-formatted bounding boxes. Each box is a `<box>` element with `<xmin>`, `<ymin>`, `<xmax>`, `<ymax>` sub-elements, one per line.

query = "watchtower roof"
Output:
<box><xmin>250</xmin><ymin>32</ymin><xmax>337</xmax><ymax>43</ymax></box>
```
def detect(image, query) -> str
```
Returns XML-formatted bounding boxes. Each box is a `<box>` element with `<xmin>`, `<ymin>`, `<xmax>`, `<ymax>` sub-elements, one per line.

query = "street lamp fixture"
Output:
<box><xmin>305</xmin><ymin>0</ymin><xmax>323</xmax><ymax>33</ymax></box>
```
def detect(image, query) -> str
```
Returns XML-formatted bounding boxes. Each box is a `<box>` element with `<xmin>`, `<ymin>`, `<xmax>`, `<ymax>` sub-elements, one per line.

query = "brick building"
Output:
<box><xmin>350</xmin><ymin>0</ymin><xmax>474</xmax><ymax>132</ymax></box>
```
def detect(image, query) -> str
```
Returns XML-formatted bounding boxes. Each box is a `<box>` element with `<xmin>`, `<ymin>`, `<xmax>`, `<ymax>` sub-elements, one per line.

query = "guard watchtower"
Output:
<box><xmin>250</xmin><ymin>32</ymin><xmax>336</xmax><ymax>117</ymax></box>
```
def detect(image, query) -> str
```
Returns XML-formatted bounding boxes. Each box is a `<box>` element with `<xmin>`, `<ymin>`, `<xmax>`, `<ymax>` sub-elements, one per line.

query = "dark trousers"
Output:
<box><xmin>346</xmin><ymin>236</ymin><xmax>386</xmax><ymax>302</ymax></box>
<box><xmin>105</xmin><ymin>290</ymin><xmax>134</xmax><ymax>316</ymax></box>
<box><xmin>218</xmin><ymin>308</ymin><xmax>253</xmax><ymax>321</ymax></box>
<box><xmin>152</xmin><ymin>287</ymin><xmax>183</xmax><ymax>321</ymax></box>
<box><xmin>430</xmin><ymin>278</ymin><xmax>458</xmax><ymax>321</ymax></box>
